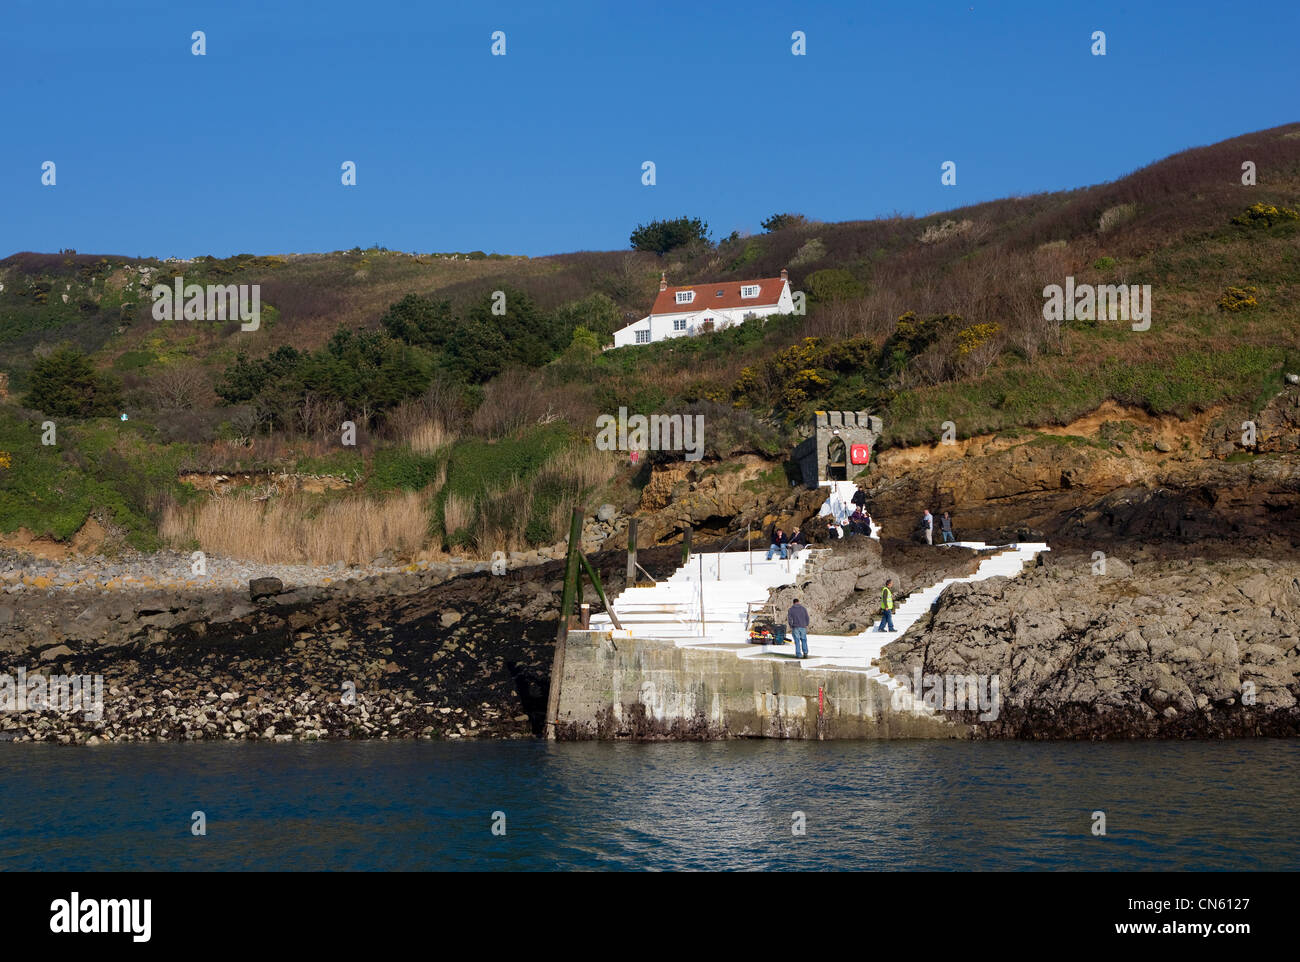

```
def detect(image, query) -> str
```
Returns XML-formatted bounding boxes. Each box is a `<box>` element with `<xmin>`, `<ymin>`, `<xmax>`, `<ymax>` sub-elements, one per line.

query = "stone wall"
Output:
<box><xmin>792</xmin><ymin>411</ymin><xmax>882</xmax><ymax>487</ymax></box>
<box><xmin>551</xmin><ymin>630</ymin><xmax>962</xmax><ymax>739</ymax></box>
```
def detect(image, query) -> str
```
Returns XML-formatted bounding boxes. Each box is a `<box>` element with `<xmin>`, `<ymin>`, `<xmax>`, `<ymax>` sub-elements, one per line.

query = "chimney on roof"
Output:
<box><xmin>780</xmin><ymin>268</ymin><xmax>788</xmax><ymax>282</ymax></box>
<box><xmin>660</xmin><ymin>271</ymin><xmax>667</xmax><ymax>292</ymax></box>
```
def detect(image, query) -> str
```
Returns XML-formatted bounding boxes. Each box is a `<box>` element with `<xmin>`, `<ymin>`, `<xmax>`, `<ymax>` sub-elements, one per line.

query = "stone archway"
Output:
<box><xmin>827</xmin><ymin>438</ymin><xmax>847</xmax><ymax>481</ymax></box>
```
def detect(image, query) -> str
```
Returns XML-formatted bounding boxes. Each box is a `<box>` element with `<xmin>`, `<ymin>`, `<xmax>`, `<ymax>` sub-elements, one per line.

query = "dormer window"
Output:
<box><xmin>675</xmin><ymin>290</ymin><xmax>695</xmax><ymax>304</ymax></box>
<box><xmin>715</xmin><ymin>289</ymin><xmax>724</xmax><ymax>297</ymax></box>
<box><xmin>740</xmin><ymin>284</ymin><xmax>760</xmax><ymax>298</ymax></box>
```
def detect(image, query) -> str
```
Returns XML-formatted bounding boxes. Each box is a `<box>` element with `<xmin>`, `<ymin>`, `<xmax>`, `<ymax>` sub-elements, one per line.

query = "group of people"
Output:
<box><xmin>764</xmin><ymin>526</ymin><xmax>807</xmax><ymax>560</ymax></box>
<box><xmin>769</xmin><ymin>501</ymin><xmax>962</xmax><ymax>659</ymax></box>
<box><xmin>920</xmin><ymin>509</ymin><xmax>955</xmax><ymax>545</ymax></box>
<box><xmin>818</xmin><ymin>487</ymin><xmax>875</xmax><ymax>540</ymax></box>
<box><xmin>768</xmin><ymin>507</ymin><xmax>959</xmax><ymax>559</ymax></box>
<box><xmin>784</xmin><ymin>577</ymin><xmax>898</xmax><ymax>660</ymax></box>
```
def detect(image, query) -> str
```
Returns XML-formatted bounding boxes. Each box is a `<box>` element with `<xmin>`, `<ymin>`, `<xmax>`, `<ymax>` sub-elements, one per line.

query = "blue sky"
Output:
<box><xmin>5</xmin><ymin>0</ymin><xmax>1297</xmax><ymax>259</ymax></box>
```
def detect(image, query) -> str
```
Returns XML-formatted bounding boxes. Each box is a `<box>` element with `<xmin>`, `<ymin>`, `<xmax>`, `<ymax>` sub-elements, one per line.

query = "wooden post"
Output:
<box><xmin>579</xmin><ymin>552</ymin><xmax>622</xmax><ymax>630</ymax></box>
<box><xmin>682</xmin><ymin>525</ymin><xmax>692</xmax><ymax>565</ymax></box>
<box><xmin>626</xmin><ymin>517</ymin><xmax>638</xmax><ymax>586</ymax></box>
<box><xmin>580</xmin><ymin>604</ymin><xmax>590</xmax><ymax>629</ymax></box>
<box><xmin>544</xmin><ymin>506</ymin><xmax>586</xmax><ymax>740</ymax></box>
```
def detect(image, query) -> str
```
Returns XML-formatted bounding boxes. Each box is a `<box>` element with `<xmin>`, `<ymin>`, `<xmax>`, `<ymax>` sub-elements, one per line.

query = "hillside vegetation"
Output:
<box><xmin>2</xmin><ymin>123</ymin><xmax>1299</xmax><ymax>560</ymax></box>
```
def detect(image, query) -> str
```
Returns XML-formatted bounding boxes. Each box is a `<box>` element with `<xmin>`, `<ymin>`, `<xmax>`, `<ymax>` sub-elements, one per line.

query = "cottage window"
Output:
<box><xmin>635</xmin><ymin>329</ymin><xmax>651</xmax><ymax>344</ymax></box>
<box><xmin>673</xmin><ymin>318</ymin><xmax>687</xmax><ymax>331</ymax></box>
<box><xmin>740</xmin><ymin>284</ymin><xmax>760</xmax><ymax>298</ymax></box>
<box><xmin>675</xmin><ymin>290</ymin><xmax>695</xmax><ymax>304</ymax></box>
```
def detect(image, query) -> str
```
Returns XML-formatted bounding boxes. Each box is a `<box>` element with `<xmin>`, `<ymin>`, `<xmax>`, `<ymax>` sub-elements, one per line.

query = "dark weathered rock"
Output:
<box><xmin>249</xmin><ymin>577</ymin><xmax>284</xmax><ymax>601</ymax></box>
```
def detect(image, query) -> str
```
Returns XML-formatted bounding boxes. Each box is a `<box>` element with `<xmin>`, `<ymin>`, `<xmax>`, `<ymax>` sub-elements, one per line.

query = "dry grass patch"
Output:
<box><xmin>161</xmin><ymin>490</ymin><xmax>431</xmax><ymax>565</ymax></box>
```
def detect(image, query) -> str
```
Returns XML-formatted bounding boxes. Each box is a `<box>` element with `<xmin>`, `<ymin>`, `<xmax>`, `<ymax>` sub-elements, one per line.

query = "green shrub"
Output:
<box><xmin>26</xmin><ymin>346</ymin><xmax>123</xmax><ymax>417</ymax></box>
<box><xmin>805</xmin><ymin>268</ymin><xmax>865</xmax><ymax>303</ymax></box>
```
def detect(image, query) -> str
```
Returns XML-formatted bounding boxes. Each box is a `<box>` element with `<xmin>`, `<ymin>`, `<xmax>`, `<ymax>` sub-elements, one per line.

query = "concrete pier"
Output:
<box><xmin>551</xmin><ymin>630</ymin><xmax>962</xmax><ymax>739</ymax></box>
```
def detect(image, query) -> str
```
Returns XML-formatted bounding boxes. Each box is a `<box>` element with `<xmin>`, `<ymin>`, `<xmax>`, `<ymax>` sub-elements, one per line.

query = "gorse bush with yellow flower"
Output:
<box><xmin>1230</xmin><ymin>203</ymin><xmax>1299</xmax><ymax>228</ymax></box>
<box><xmin>1218</xmin><ymin>286</ymin><xmax>1259</xmax><ymax>312</ymax></box>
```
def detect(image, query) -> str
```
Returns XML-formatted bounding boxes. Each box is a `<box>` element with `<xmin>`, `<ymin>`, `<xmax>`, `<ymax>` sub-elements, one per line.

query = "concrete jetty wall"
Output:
<box><xmin>551</xmin><ymin>630</ymin><xmax>964</xmax><ymax>740</ymax></box>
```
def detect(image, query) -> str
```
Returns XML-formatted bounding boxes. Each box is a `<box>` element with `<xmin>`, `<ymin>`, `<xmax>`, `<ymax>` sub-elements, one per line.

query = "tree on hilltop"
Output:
<box><xmin>630</xmin><ymin>216</ymin><xmax>709</xmax><ymax>255</ymax></box>
<box><xmin>761</xmin><ymin>212</ymin><xmax>807</xmax><ymax>232</ymax></box>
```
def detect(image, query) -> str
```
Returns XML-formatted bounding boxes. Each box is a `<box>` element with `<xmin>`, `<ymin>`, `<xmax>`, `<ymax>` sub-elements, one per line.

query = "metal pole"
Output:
<box><xmin>698</xmin><ymin>552</ymin><xmax>705</xmax><ymax>637</ymax></box>
<box><xmin>747</xmin><ymin>523</ymin><xmax>752</xmax><ymax>574</ymax></box>
<box><xmin>682</xmin><ymin>525</ymin><xmax>692</xmax><ymax>565</ymax></box>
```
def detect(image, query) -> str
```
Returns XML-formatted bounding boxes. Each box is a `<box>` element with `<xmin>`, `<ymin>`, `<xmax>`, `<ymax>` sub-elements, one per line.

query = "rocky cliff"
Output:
<box><xmin>878</xmin><ymin>549</ymin><xmax>1300</xmax><ymax>737</ymax></box>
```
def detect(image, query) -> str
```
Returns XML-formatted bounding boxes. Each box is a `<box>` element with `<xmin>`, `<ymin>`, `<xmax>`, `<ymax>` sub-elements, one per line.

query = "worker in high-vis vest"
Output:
<box><xmin>877</xmin><ymin>578</ymin><xmax>896</xmax><ymax>632</ymax></box>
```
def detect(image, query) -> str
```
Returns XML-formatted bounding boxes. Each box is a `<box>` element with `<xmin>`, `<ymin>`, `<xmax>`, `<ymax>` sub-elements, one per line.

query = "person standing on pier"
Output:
<box><xmin>787</xmin><ymin>598</ymin><xmax>811</xmax><ymax>658</ymax></box>
<box><xmin>922</xmin><ymin>509</ymin><xmax>934</xmax><ymax>545</ymax></box>
<box><xmin>941</xmin><ymin>511</ymin><xmax>955</xmax><ymax>544</ymax></box>
<box><xmin>877</xmin><ymin>579</ymin><xmax>896</xmax><ymax>632</ymax></box>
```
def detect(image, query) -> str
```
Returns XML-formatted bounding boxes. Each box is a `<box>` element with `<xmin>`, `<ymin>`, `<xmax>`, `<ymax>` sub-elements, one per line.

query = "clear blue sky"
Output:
<box><xmin>5</xmin><ymin>0</ymin><xmax>1297</xmax><ymax>259</ymax></box>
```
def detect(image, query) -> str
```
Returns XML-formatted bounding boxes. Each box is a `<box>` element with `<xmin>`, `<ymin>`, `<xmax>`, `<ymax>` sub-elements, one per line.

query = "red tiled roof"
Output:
<box><xmin>651</xmin><ymin>277</ymin><xmax>786</xmax><ymax>316</ymax></box>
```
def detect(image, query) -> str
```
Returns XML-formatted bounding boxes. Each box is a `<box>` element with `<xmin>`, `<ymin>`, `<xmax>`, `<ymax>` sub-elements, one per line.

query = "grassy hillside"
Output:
<box><xmin>3</xmin><ymin>122</ymin><xmax>1299</xmax><ymax>557</ymax></box>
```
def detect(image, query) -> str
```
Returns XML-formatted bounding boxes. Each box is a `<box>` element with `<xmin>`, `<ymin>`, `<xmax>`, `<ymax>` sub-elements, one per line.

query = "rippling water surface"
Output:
<box><xmin>2</xmin><ymin>740</ymin><xmax>1295</xmax><ymax>870</ymax></box>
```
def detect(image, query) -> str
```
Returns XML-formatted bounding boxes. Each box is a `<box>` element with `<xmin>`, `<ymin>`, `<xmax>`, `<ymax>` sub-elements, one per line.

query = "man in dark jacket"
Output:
<box><xmin>766</xmin><ymin>527</ymin><xmax>789</xmax><ymax>560</ymax></box>
<box><xmin>787</xmin><ymin>598</ymin><xmax>811</xmax><ymax>658</ymax></box>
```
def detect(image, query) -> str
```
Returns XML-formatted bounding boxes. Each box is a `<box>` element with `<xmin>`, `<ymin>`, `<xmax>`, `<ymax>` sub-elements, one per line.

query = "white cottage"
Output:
<box><xmin>612</xmin><ymin>269</ymin><xmax>794</xmax><ymax>348</ymax></box>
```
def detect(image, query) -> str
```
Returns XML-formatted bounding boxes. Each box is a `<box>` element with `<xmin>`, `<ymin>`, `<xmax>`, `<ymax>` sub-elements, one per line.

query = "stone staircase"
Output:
<box><xmin>589</xmin><ymin>481</ymin><xmax>1049</xmax><ymax>718</ymax></box>
<box><xmin>763</xmin><ymin>541</ymin><xmax>1050</xmax><ymax>714</ymax></box>
<box><xmin>589</xmin><ymin>546</ymin><xmax>814</xmax><ymax>643</ymax></box>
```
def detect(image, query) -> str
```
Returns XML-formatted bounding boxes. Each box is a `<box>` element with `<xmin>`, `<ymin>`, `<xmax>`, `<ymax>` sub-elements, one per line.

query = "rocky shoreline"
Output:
<box><xmin>0</xmin><ymin>544</ymin><xmax>690</xmax><ymax>745</ymax></box>
<box><xmin>4</xmin><ymin>396</ymin><xmax>1300</xmax><ymax>743</ymax></box>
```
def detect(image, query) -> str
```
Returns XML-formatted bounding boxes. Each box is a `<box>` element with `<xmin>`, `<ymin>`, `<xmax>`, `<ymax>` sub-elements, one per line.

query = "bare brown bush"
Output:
<box><xmin>147</xmin><ymin>364</ymin><xmax>212</xmax><ymax>410</ymax></box>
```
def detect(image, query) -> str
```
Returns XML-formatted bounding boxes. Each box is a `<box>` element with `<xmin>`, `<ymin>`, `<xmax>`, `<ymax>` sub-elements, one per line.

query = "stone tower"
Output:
<box><xmin>792</xmin><ymin>411</ymin><xmax>882</xmax><ymax>488</ymax></box>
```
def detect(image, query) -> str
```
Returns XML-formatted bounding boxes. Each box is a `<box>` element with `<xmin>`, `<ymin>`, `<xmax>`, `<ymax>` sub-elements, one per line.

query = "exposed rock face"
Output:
<box><xmin>861</xmin><ymin>391</ymin><xmax>1300</xmax><ymax>547</ymax></box>
<box><xmin>634</xmin><ymin>456</ymin><xmax>823</xmax><ymax>546</ymax></box>
<box><xmin>878</xmin><ymin>550</ymin><xmax>1300</xmax><ymax>737</ymax></box>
